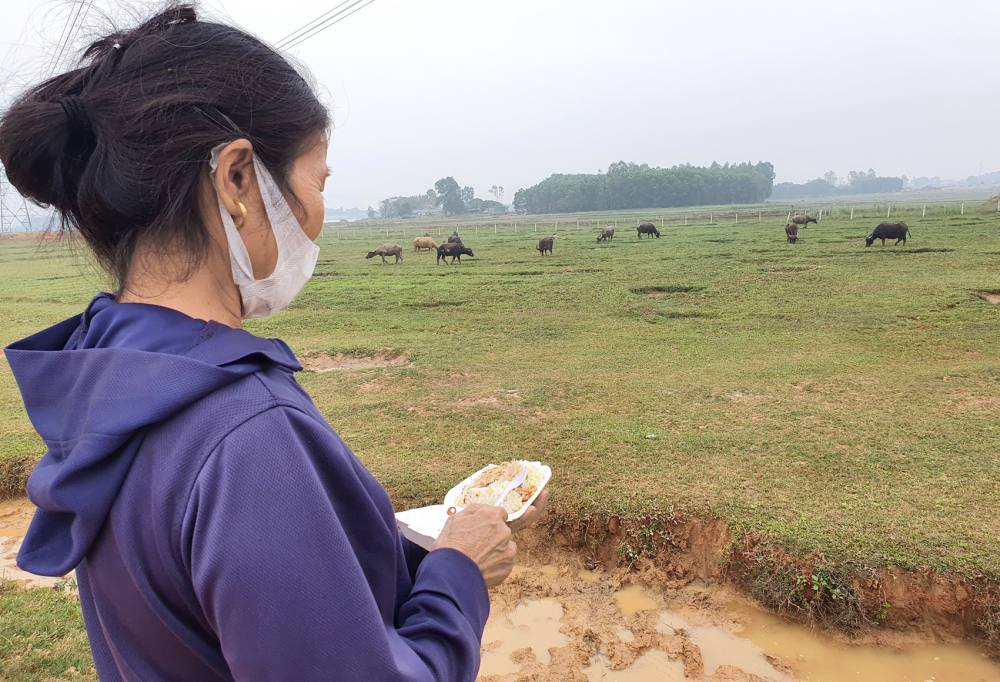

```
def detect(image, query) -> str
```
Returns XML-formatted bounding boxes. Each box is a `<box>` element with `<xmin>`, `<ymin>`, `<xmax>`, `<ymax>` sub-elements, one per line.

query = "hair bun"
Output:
<box><xmin>0</xmin><ymin>97</ymin><xmax>82</xmax><ymax>211</ymax></box>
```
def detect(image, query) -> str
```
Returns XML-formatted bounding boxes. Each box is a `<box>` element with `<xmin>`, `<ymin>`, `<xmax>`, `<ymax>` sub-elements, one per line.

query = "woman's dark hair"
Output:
<box><xmin>0</xmin><ymin>4</ymin><xmax>329</xmax><ymax>288</ymax></box>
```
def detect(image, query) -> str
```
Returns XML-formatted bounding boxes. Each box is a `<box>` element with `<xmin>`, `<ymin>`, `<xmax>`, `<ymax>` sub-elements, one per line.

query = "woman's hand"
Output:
<box><xmin>432</xmin><ymin>504</ymin><xmax>516</xmax><ymax>587</ymax></box>
<box><xmin>507</xmin><ymin>488</ymin><xmax>549</xmax><ymax>534</ymax></box>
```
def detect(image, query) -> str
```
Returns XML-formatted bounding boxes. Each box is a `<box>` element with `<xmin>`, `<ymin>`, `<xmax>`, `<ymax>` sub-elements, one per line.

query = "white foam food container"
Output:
<box><xmin>394</xmin><ymin>461</ymin><xmax>552</xmax><ymax>552</ymax></box>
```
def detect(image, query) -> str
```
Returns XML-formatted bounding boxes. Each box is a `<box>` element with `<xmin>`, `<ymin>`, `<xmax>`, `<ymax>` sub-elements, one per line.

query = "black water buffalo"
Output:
<box><xmin>792</xmin><ymin>214</ymin><xmax>818</xmax><ymax>227</ymax></box>
<box><xmin>637</xmin><ymin>223</ymin><xmax>660</xmax><ymax>239</ymax></box>
<box><xmin>447</xmin><ymin>231</ymin><xmax>463</xmax><ymax>245</ymax></box>
<box><xmin>785</xmin><ymin>222</ymin><xmax>798</xmax><ymax>244</ymax></box>
<box><xmin>436</xmin><ymin>242</ymin><xmax>474</xmax><ymax>264</ymax></box>
<box><xmin>597</xmin><ymin>226</ymin><xmax>615</xmax><ymax>243</ymax></box>
<box><xmin>865</xmin><ymin>222</ymin><xmax>910</xmax><ymax>247</ymax></box>
<box><xmin>538</xmin><ymin>235</ymin><xmax>556</xmax><ymax>255</ymax></box>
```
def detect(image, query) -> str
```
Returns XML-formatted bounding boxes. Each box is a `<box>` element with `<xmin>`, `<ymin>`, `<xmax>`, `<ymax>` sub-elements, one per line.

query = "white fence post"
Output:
<box><xmin>887</xmin><ymin>204</ymin><xmax>891</xmax><ymax>219</ymax></box>
<box><xmin>850</xmin><ymin>208</ymin><xmax>854</xmax><ymax>220</ymax></box>
<box><xmin>758</xmin><ymin>211</ymin><xmax>761</xmax><ymax>222</ymax></box>
<box><xmin>961</xmin><ymin>203</ymin><xmax>964</xmax><ymax>215</ymax></box>
<box><xmin>534</xmin><ymin>223</ymin><xmax>537</xmax><ymax>232</ymax></box>
<box><xmin>735</xmin><ymin>211</ymin><xmax>738</xmax><ymax>224</ymax></box>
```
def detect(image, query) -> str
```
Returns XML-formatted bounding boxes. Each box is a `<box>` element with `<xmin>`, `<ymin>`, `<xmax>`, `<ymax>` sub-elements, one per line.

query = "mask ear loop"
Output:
<box><xmin>234</xmin><ymin>201</ymin><xmax>247</xmax><ymax>230</ymax></box>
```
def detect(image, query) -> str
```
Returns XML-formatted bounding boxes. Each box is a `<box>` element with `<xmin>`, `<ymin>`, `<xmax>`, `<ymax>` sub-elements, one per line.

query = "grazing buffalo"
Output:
<box><xmin>413</xmin><ymin>236</ymin><xmax>438</xmax><ymax>252</ymax></box>
<box><xmin>447</xmin><ymin>231</ymin><xmax>463</xmax><ymax>245</ymax></box>
<box><xmin>436</xmin><ymin>242</ymin><xmax>474</xmax><ymax>264</ymax></box>
<box><xmin>597</xmin><ymin>226</ymin><xmax>615</xmax><ymax>243</ymax></box>
<box><xmin>637</xmin><ymin>223</ymin><xmax>660</xmax><ymax>239</ymax></box>
<box><xmin>538</xmin><ymin>235</ymin><xmax>556</xmax><ymax>255</ymax></box>
<box><xmin>791</xmin><ymin>214</ymin><xmax>818</xmax><ymax>228</ymax></box>
<box><xmin>366</xmin><ymin>242</ymin><xmax>403</xmax><ymax>264</ymax></box>
<box><xmin>785</xmin><ymin>222</ymin><xmax>798</xmax><ymax>244</ymax></box>
<box><xmin>865</xmin><ymin>222</ymin><xmax>910</xmax><ymax>247</ymax></box>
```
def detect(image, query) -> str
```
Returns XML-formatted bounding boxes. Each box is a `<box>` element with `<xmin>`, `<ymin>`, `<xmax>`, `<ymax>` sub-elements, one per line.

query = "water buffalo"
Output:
<box><xmin>538</xmin><ymin>235</ymin><xmax>556</xmax><ymax>255</ymax></box>
<box><xmin>637</xmin><ymin>223</ymin><xmax>660</xmax><ymax>239</ymax></box>
<box><xmin>597</xmin><ymin>226</ymin><xmax>615</xmax><ymax>243</ymax></box>
<box><xmin>436</xmin><ymin>242</ymin><xmax>474</xmax><ymax>264</ymax></box>
<box><xmin>366</xmin><ymin>243</ymin><xmax>403</xmax><ymax>264</ymax></box>
<box><xmin>447</xmin><ymin>230</ymin><xmax>462</xmax><ymax>245</ymax></box>
<box><xmin>785</xmin><ymin>222</ymin><xmax>798</xmax><ymax>244</ymax></box>
<box><xmin>865</xmin><ymin>222</ymin><xmax>910</xmax><ymax>247</ymax></box>
<box><xmin>791</xmin><ymin>214</ymin><xmax>818</xmax><ymax>228</ymax></box>
<box><xmin>413</xmin><ymin>236</ymin><xmax>438</xmax><ymax>252</ymax></box>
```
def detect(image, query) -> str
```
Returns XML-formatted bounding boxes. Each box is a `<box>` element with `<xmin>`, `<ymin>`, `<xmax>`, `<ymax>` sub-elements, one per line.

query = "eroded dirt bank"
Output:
<box><xmin>511</xmin><ymin>508</ymin><xmax>1000</xmax><ymax>654</ymax></box>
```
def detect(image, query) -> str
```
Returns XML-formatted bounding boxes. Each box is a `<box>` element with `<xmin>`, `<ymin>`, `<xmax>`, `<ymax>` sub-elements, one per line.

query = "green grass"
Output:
<box><xmin>3</xmin><ymin>209</ymin><xmax>1000</xmax><ymax>579</ymax></box>
<box><xmin>0</xmin><ymin>579</ymin><xmax>95</xmax><ymax>681</ymax></box>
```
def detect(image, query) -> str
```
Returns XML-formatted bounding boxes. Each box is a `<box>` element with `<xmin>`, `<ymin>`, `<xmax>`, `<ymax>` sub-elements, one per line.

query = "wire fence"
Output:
<box><xmin>322</xmin><ymin>200</ymin><xmax>1000</xmax><ymax>241</ymax></box>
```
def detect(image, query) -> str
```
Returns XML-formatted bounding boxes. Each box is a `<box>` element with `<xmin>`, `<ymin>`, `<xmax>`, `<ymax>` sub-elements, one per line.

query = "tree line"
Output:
<box><xmin>771</xmin><ymin>169</ymin><xmax>905</xmax><ymax>200</ymax></box>
<box><xmin>511</xmin><ymin>161</ymin><xmax>775</xmax><ymax>214</ymax></box>
<box><xmin>375</xmin><ymin>178</ymin><xmax>506</xmax><ymax>218</ymax></box>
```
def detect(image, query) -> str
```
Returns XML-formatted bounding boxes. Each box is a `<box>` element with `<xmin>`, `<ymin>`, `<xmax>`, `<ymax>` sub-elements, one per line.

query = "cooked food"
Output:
<box><xmin>455</xmin><ymin>460</ymin><xmax>544</xmax><ymax>514</ymax></box>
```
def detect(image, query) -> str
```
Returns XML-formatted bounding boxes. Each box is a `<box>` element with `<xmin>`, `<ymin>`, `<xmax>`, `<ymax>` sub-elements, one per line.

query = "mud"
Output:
<box><xmin>480</xmin><ymin>564</ymin><xmax>1000</xmax><ymax>681</ymax></box>
<box><xmin>0</xmin><ymin>497</ymin><xmax>69</xmax><ymax>588</ymax></box>
<box><xmin>518</xmin><ymin>510</ymin><xmax>1000</xmax><ymax>648</ymax></box>
<box><xmin>298</xmin><ymin>349</ymin><xmax>412</xmax><ymax>372</ymax></box>
<box><xmin>976</xmin><ymin>292</ymin><xmax>1000</xmax><ymax>305</ymax></box>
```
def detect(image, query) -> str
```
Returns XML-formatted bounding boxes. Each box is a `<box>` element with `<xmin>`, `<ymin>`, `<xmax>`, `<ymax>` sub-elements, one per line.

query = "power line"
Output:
<box><xmin>47</xmin><ymin>0</ymin><xmax>96</xmax><ymax>77</ymax></box>
<box><xmin>274</xmin><ymin>0</ymin><xmax>353</xmax><ymax>48</ymax></box>
<box><xmin>276</xmin><ymin>0</ymin><xmax>375</xmax><ymax>51</ymax></box>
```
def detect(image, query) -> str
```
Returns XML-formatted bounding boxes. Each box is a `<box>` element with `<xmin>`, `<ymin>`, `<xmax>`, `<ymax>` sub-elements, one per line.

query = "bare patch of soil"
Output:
<box><xmin>976</xmin><ymin>291</ymin><xmax>1000</xmax><ymax>305</ymax></box>
<box><xmin>0</xmin><ymin>497</ymin><xmax>72</xmax><ymax>588</ymax></box>
<box><xmin>299</xmin><ymin>349</ymin><xmax>412</xmax><ymax>372</ymax></box>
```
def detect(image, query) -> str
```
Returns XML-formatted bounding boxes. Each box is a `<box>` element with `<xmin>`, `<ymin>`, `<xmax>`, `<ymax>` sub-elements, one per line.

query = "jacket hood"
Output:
<box><xmin>4</xmin><ymin>294</ymin><xmax>301</xmax><ymax>576</ymax></box>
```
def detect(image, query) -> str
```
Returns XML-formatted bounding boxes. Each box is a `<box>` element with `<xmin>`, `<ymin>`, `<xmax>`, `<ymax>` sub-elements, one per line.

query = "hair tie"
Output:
<box><xmin>59</xmin><ymin>96</ymin><xmax>94</xmax><ymax>146</ymax></box>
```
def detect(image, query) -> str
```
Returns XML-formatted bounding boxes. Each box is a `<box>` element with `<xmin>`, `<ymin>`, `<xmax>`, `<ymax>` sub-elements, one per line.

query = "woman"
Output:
<box><xmin>0</xmin><ymin>6</ymin><xmax>546</xmax><ymax>681</ymax></box>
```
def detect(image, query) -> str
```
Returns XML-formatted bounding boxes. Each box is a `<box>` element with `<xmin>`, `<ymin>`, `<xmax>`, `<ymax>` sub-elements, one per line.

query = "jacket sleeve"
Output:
<box><xmin>183</xmin><ymin>404</ymin><xmax>489</xmax><ymax>682</ymax></box>
<box><xmin>401</xmin><ymin>533</ymin><xmax>430</xmax><ymax>584</ymax></box>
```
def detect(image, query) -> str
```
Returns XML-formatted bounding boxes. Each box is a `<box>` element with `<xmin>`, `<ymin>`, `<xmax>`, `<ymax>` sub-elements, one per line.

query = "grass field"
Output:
<box><xmin>3</xmin><ymin>208</ymin><xmax>1000</xmax><ymax>580</ymax></box>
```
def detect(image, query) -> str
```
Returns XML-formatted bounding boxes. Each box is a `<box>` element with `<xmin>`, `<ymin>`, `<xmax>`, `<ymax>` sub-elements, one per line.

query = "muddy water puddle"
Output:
<box><xmin>479</xmin><ymin>565</ymin><xmax>1000</xmax><ymax>682</ymax></box>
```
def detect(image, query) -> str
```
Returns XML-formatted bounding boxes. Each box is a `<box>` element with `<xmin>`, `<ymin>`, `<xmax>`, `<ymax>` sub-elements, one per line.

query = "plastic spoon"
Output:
<box><xmin>493</xmin><ymin>464</ymin><xmax>527</xmax><ymax>511</ymax></box>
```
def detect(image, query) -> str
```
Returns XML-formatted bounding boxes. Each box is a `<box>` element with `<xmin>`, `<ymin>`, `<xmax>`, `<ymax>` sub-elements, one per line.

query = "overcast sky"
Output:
<box><xmin>2</xmin><ymin>0</ymin><xmax>999</xmax><ymax>209</ymax></box>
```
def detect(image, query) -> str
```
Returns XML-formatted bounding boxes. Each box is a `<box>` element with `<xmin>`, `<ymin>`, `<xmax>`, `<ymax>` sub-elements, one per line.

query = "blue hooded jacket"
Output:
<box><xmin>4</xmin><ymin>294</ymin><xmax>489</xmax><ymax>681</ymax></box>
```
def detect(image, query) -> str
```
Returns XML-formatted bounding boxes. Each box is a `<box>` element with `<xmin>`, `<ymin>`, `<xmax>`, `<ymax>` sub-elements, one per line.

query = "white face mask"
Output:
<box><xmin>209</xmin><ymin>144</ymin><xmax>320</xmax><ymax>319</ymax></box>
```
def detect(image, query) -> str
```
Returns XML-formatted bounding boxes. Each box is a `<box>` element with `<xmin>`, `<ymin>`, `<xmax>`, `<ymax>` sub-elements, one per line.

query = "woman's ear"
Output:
<box><xmin>214</xmin><ymin>139</ymin><xmax>256</xmax><ymax>221</ymax></box>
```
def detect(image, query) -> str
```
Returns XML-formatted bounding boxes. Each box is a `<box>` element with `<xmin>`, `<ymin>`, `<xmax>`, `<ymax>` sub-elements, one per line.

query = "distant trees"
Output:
<box><xmin>511</xmin><ymin>161</ymin><xmax>775</xmax><ymax>214</ymax></box>
<box><xmin>367</xmin><ymin>206</ymin><xmax>376</xmax><ymax>219</ymax></box>
<box><xmin>376</xmin><ymin>178</ymin><xmax>511</xmax><ymax>218</ymax></box>
<box><xmin>378</xmin><ymin>197</ymin><xmax>421</xmax><ymax>218</ymax></box>
<box><xmin>771</xmin><ymin>168</ymin><xmax>905</xmax><ymax>200</ymax></box>
<box><xmin>435</xmin><ymin>177</ymin><xmax>465</xmax><ymax>215</ymax></box>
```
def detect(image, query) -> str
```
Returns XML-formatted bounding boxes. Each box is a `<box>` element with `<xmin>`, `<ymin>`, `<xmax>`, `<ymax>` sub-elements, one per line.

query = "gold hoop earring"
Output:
<box><xmin>234</xmin><ymin>201</ymin><xmax>247</xmax><ymax>230</ymax></box>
